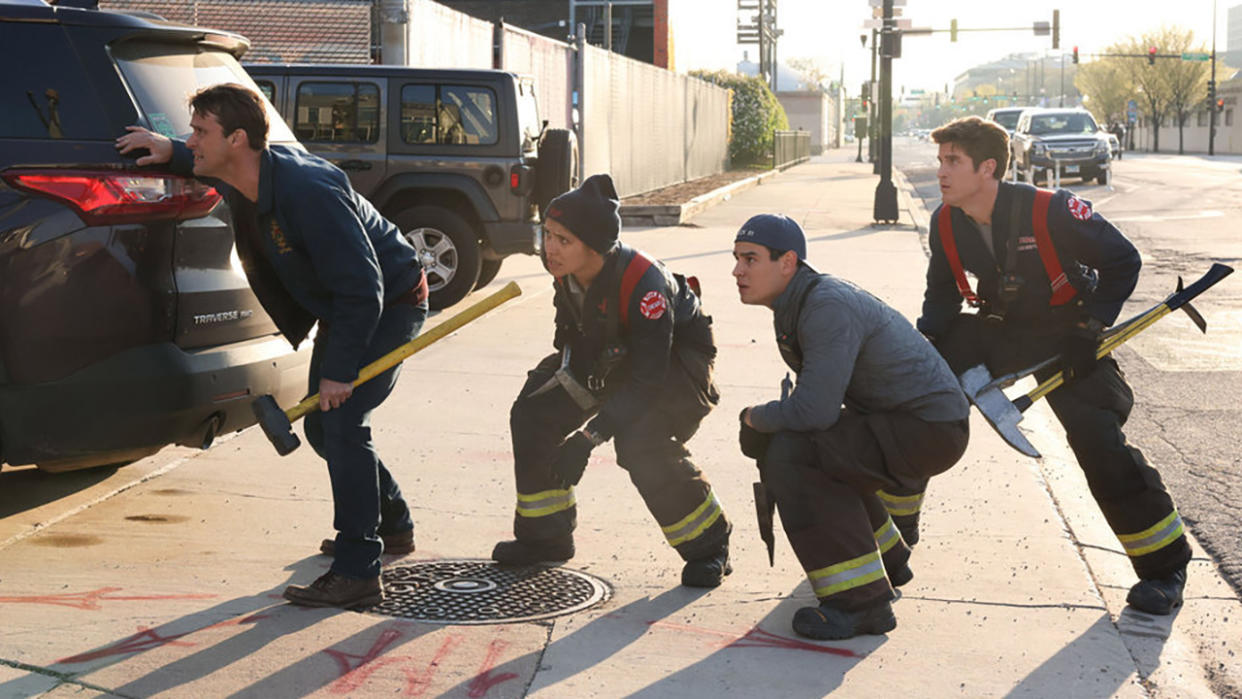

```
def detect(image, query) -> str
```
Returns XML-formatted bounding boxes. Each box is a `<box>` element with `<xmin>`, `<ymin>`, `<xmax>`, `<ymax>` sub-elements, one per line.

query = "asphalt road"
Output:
<box><xmin>897</xmin><ymin>137</ymin><xmax>1242</xmax><ymax>597</ymax></box>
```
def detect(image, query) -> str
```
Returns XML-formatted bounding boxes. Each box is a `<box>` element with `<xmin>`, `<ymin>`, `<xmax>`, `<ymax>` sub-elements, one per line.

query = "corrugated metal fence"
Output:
<box><xmin>404</xmin><ymin>0</ymin><xmax>728</xmax><ymax>198</ymax></box>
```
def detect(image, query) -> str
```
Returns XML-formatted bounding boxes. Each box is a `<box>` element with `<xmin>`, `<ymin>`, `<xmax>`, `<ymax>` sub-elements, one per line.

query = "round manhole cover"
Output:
<box><xmin>372</xmin><ymin>559</ymin><xmax>610</xmax><ymax>625</ymax></box>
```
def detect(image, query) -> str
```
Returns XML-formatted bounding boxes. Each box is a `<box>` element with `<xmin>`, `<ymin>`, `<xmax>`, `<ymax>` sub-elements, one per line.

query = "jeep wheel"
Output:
<box><xmin>393</xmin><ymin>206</ymin><xmax>481</xmax><ymax>310</ymax></box>
<box><xmin>475</xmin><ymin>258</ymin><xmax>503</xmax><ymax>290</ymax></box>
<box><xmin>534</xmin><ymin>128</ymin><xmax>580</xmax><ymax>215</ymax></box>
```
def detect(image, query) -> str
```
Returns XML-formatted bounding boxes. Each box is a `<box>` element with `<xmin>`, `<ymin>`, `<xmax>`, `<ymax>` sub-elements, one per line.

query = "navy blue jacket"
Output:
<box><xmin>918</xmin><ymin>182</ymin><xmax>1141</xmax><ymax>338</ymax></box>
<box><xmin>170</xmin><ymin>142</ymin><xmax>422</xmax><ymax>383</ymax></box>
<box><xmin>553</xmin><ymin>243</ymin><xmax>714</xmax><ymax>440</ymax></box>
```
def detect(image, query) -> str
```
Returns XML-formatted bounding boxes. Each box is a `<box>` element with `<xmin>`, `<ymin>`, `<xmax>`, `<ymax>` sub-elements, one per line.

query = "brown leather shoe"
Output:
<box><xmin>282</xmin><ymin>571</ymin><xmax>383</xmax><ymax>609</ymax></box>
<box><xmin>319</xmin><ymin>530</ymin><xmax>415</xmax><ymax>556</ymax></box>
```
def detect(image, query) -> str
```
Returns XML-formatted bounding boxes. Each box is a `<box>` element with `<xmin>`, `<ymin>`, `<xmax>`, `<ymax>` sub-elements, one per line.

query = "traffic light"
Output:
<box><xmin>1072</xmin><ymin>46</ymin><xmax>1079</xmax><ymax>64</ymax></box>
<box><xmin>1208</xmin><ymin>79</ymin><xmax>1216</xmax><ymax>103</ymax></box>
<box><xmin>1148</xmin><ymin>47</ymin><xmax>1157</xmax><ymax>66</ymax></box>
<box><xmin>1052</xmin><ymin>9</ymin><xmax>1060</xmax><ymax>50</ymax></box>
<box><xmin>950</xmin><ymin>18</ymin><xmax>958</xmax><ymax>43</ymax></box>
<box><xmin>1217</xmin><ymin>98</ymin><xmax>1225</xmax><ymax>112</ymax></box>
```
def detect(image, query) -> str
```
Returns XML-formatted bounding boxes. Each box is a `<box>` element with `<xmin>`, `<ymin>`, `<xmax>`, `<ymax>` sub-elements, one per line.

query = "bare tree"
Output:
<box><xmin>1154</xmin><ymin>26</ymin><xmax>1210</xmax><ymax>154</ymax></box>
<box><xmin>1119</xmin><ymin>34</ymin><xmax>1171</xmax><ymax>152</ymax></box>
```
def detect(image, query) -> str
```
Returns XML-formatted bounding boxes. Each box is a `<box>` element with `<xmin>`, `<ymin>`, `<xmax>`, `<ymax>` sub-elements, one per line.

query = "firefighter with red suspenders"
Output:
<box><xmin>917</xmin><ymin>116</ymin><xmax>1191</xmax><ymax>615</ymax></box>
<box><xmin>491</xmin><ymin>174</ymin><xmax>731</xmax><ymax>587</ymax></box>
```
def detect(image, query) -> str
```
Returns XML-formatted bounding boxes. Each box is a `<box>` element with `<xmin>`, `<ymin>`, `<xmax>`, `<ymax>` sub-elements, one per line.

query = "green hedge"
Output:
<box><xmin>690</xmin><ymin>70</ymin><xmax>789</xmax><ymax>167</ymax></box>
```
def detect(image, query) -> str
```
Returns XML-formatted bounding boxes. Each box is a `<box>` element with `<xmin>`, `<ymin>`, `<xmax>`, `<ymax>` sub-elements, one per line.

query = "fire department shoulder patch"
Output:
<box><xmin>639</xmin><ymin>290</ymin><xmax>667</xmax><ymax>320</ymax></box>
<box><xmin>1066</xmin><ymin>196</ymin><xmax>1093</xmax><ymax>221</ymax></box>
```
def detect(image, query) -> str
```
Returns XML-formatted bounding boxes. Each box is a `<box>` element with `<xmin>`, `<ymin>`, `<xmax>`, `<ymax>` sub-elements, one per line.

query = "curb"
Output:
<box><xmin>620</xmin><ymin>169</ymin><xmax>782</xmax><ymax>227</ymax></box>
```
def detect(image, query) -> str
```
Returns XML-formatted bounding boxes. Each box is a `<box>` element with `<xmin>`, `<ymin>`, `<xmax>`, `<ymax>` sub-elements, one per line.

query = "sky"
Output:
<box><xmin>675</xmin><ymin>0</ymin><xmax>1231</xmax><ymax>95</ymax></box>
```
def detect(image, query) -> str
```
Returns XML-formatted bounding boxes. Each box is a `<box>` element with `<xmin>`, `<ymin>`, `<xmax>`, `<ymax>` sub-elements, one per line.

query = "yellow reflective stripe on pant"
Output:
<box><xmin>877</xmin><ymin>489</ymin><xmax>923</xmax><ymax>517</ymax></box>
<box><xmin>807</xmin><ymin>550</ymin><xmax>886</xmax><ymax>598</ymax></box>
<box><xmin>1117</xmin><ymin>510</ymin><xmax>1185</xmax><ymax>558</ymax></box>
<box><xmin>874</xmin><ymin>516</ymin><xmax>900</xmax><ymax>554</ymax></box>
<box><xmin>661</xmin><ymin>489</ymin><xmax>724</xmax><ymax>547</ymax></box>
<box><xmin>515</xmin><ymin>488</ymin><xmax>576</xmax><ymax>518</ymax></box>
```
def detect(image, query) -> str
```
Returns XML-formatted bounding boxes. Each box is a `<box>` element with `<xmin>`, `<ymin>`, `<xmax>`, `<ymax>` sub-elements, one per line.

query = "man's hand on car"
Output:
<box><xmin>319</xmin><ymin>378</ymin><xmax>354</xmax><ymax>412</ymax></box>
<box><xmin>115</xmin><ymin>126</ymin><xmax>173</xmax><ymax>166</ymax></box>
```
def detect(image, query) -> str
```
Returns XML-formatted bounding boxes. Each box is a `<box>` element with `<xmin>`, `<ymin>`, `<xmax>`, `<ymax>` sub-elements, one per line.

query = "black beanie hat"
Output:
<box><xmin>546</xmin><ymin>173</ymin><xmax>621</xmax><ymax>254</ymax></box>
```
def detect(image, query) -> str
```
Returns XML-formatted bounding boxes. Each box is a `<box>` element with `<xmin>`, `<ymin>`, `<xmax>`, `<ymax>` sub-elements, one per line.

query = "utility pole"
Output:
<box><xmin>1210</xmin><ymin>0</ymin><xmax>1218</xmax><ymax>156</ymax></box>
<box><xmin>1059</xmin><ymin>53</ymin><xmax>1065</xmax><ymax>107</ymax></box>
<box><xmin>873</xmin><ymin>0</ymin><xmax>899</xmax><ymax>223</ymax></box>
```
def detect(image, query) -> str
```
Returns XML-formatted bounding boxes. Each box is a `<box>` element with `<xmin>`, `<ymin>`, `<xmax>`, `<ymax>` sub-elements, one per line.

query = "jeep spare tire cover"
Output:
<box><xmin>534</xmin><ymin>128</ymin><xmax>580</xmax><ymax>216</ymax></box>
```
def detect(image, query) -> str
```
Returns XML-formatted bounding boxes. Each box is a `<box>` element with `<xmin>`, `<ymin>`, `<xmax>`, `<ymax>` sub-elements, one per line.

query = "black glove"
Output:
<box><xmin>739</xmin><ymin>408</ymin><xmax>771</xmax><ymax>460</ymax></box>
<box><xmin>552</xmin><ymin>431</ymin><xmax>595</xmax><ymax>488</ymax></box>
<box><xmin>1062</xmin><ymin>318</ymin><xmax>1104</xmax><ymax>383</ymax></box>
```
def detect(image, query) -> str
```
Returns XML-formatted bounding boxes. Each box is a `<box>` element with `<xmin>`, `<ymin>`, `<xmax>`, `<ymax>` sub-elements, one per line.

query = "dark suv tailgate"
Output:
<box><xmin>172</xmin><ymin>207</ymin><xmax>282</xmax><ymax>349</ymax></box>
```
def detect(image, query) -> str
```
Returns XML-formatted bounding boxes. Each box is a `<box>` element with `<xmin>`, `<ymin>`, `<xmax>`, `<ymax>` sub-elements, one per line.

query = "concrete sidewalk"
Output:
<box><xmin>1</xmin><ymin>150</ymin><xmax>1239</xmax><ymax>698</ymax></box>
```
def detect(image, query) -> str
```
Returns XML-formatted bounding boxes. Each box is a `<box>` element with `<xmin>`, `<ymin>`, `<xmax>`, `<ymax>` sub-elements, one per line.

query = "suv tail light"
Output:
<box><xmin>509</xmin><ymin>164</ymin><xmax>533</xmax><ymax>196</ymax></box>
<box><xmin>1</xmin><ymin>169</ymin><xmax>221</xmax><ymax>225</ymax></box>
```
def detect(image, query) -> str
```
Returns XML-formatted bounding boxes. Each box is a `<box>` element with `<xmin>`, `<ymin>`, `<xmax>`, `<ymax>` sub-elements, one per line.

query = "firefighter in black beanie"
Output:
<box><xmin>491</xmin><ymin>174</ymin><xmax>732</xmax><ymax>587</ymax></box>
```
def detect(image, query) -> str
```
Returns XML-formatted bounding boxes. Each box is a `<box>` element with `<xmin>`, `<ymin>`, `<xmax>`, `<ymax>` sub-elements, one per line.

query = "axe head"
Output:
<box><xmin>958</xmin><ymin>364</ymin><xmax>1041</xmax><ymax>458</ymax></box>
<box><xmin>252</xmin><ymin>394</ymin><xmax>301</xmax><ymax>456</ymax></box>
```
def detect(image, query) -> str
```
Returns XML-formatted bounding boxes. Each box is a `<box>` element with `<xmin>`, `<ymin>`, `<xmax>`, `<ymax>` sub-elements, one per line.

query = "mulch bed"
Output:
<box><xmin>620</xmin><ymin>169</ymin><xmax>763</xmax><ymax>206</ymax></box>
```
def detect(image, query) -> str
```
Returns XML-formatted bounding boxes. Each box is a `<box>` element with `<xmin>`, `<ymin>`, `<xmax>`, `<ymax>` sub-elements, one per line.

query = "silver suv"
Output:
<box><xmin>246</xmin><ymin>64</ymin><xmax>579</xmax><ymax>309</ymax></box>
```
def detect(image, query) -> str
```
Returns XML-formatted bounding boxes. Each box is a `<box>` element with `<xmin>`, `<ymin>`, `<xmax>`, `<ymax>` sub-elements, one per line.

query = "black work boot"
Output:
<box><xmin>681</xmin><ymin>546</ymin><xmax>732</xmax><ymax>588</ymax></box>
<box><xmin>1126</xmin><ymin>567</ymin><xmax>1187</xmax><ymax>615</ymax></box>
<box><xmin>320</xmin><ymin>530</ymin><xmax>415</xmax><ymax>557</ymax></box>
<box><xmin>283</xmin><ymin>571</ymin><xmax>383</xmax><ymax>609</ymax></box>
<box><xmin>792</xmin><ymin>599</ymin><xmax>897</xmax><ymax>641</ymax></box>
<box><xmin>891</xmin><ymin>512</ymin><xmax>920</xmax><ymax>547</ymax></box>
<box><xmin>491</xmin><ymin>538</ymin><xmax>574</xmax><ymax>566</ymax></box>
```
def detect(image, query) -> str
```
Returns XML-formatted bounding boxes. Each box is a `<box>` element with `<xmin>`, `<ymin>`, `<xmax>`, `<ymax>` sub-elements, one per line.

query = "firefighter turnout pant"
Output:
<box><xmin>935</xmin><ymin>313</ymin><xmax>1192</xmax><ymax>579</ymax></box>
<box><xmin>764</xmin><ymin>410</ymin><xmax>969</xmax><ymax>610</ymax></box>
<box><xmin>508</xmin><ymin>353</ymin><xmax>730</xmax><ymax>561</ymax></box>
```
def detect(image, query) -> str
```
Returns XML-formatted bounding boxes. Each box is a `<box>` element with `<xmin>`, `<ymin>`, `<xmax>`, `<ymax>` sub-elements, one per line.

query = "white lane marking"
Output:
<box><xmin>1108</xmin><ymin>210</ymin><xmax>1224</xmax><ymax>223</ymax></box>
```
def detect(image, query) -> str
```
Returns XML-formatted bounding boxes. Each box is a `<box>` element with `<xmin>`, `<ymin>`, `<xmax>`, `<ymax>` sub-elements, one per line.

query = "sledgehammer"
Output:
<box><xmin>252</xmin><ymin>281</ymin><xmax>522</xmax><ymax>455</ymax></box>
<box><xmin>960</xmin><ymin>263</ymin><xmax>1233</xmax><ymax>457</ymax></box>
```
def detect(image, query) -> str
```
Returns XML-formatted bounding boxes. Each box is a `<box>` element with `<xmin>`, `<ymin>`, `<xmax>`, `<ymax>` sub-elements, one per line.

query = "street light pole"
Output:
<box><xmin>1210</xmin><ymin>0</ymin><xmax>1218</xmax><ymax>156</ymax></box>
<box><xmin>873</xmin><ymin>0</ymin><xmax>899</xmax><ymax>223</ymax></box>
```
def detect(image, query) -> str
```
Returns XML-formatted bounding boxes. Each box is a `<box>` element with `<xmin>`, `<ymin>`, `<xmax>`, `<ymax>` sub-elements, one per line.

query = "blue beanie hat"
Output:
<box><xmin>546</xmin><ymin>174</ymin><xmax>622</xmax><ymax>254</ymax></box>
<box><xmin>734</xmin><ymin>214</ymin><xmax>807</xmax><ymax>261</ymax></box>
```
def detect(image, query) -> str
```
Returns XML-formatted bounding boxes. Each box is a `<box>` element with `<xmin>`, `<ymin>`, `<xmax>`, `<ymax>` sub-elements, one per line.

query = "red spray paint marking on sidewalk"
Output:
<box><xmin>467</xmin><ymin>639</ymin><xmax>519</xmax><ymax>698</ymax></box>
<box><xmin>325</xmin><ymin>626</ymin><xmax>407</xmax><ymax>695</ymax></box>
<box><xmin>401</xmin><ymin>635</ymin><xmax>463</xmax><ymax>697</ymax></box>
<box><xmin>0</xmin><ymin>586</ymin><xmax>216</xmax><ymax>610</ymax></box>
<box><xmin>55</xmin><ymin>613</ymin><xmax>270</xmax><ymax>664</ymax></box>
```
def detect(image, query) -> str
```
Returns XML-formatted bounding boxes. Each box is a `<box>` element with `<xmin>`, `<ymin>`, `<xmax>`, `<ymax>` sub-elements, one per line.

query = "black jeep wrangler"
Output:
<box><xmin>245</xmin><ymin>63</ymin><xmax>579</xmax><ymax>309</ymax></box>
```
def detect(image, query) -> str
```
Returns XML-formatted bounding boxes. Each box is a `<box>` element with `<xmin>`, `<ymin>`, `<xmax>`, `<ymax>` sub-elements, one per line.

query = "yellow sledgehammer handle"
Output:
<box><xmin>1025</xmin><ymin>302</ymin><xmax>1171</xmax><ymax>405</ymax></box>
<box><xmin>284</xmin><ymin>280</ymin><xmax>522</xmax><ymax>423</ymax></box>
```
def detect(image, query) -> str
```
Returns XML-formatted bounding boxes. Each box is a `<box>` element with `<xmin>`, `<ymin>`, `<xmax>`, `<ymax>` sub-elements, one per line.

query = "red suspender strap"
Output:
<box><xmin>618</xmin><ymin>251</ymin><xmax>654</xmax><ymax>328</ymax></box>
<box><xmin>1031</xmin><ymin>189</ymin><xmax>1077</xmax><ymax>306</ymax></box>
<box><xmin>937</xmin><ymin>205</ymin><xmax>981</xmax><ymax>307</ymax></box>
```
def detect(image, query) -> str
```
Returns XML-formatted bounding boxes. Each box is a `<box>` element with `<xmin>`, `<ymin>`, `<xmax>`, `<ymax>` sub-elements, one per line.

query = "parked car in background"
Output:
<box><xmin>1010</xmin><ymin>108</ymin><xmax>1112</xmax><ymax>186</ymax></box>
<box><xmin>985</xmin><ymin>106</ymin><xmax>1026</xmax><ymax>137</ymax></box>
<box><xmin>0</xmin><ymin>0</ymin><xmax>311</xmax><ymax>472</ymax></box>
<box><xmin>245</xmin><ymin>63</ymin><xmax>579</xmax><ymax>309</ymax></box>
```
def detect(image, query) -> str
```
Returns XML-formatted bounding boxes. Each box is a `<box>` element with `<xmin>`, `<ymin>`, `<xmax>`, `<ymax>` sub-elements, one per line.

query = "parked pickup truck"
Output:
<box><xmin>1011</xmin><ymin>108</ymin><xmax>1111</xmax><ymax>186</ymax></box>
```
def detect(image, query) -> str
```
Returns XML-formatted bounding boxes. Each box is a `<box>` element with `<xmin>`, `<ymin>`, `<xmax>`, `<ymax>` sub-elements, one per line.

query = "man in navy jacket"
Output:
<box><xmin>118</xmin><ymin>83</ymin><xmax>427</xmax><ymax>609</ymax></box>
<box><xmin>920</xmin><ymin>116</ymin><xmax>1190</xmax><ymax>616</ymax></box>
